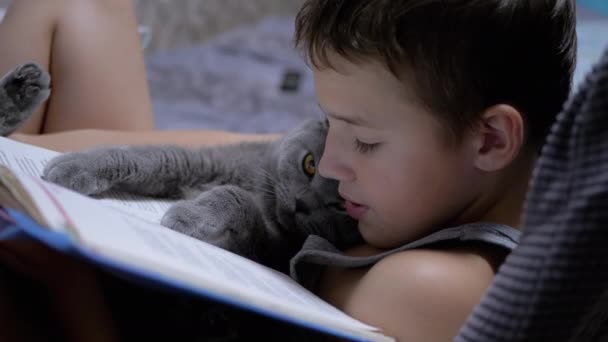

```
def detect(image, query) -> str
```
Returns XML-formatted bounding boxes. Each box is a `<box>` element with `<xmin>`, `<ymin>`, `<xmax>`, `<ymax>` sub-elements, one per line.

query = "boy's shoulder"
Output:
<box><xmin>368</xmin><ymin>243</ymin><xmax>504</xmax><ymax>298</ymax></box>
<box><xmin>338</xmin><ymin>244</ymin><xmax>506</xmax><ymax>340</ymax></box>
<box><xmin>371</xmin><ymin>243</ymin><xmax>506</xmax><ymax>289</ymax></box>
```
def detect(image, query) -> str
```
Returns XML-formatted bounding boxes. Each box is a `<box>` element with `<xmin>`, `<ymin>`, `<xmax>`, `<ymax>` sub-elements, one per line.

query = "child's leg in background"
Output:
<box><xmin>0</xmin><ymin>1</ymin><xmax>148</xmax><ymax>341</ymax></box>
<box><xmin>0</xmin><ymin>0</ymin><xmax>154</xmax><ymax>134</ymax></box>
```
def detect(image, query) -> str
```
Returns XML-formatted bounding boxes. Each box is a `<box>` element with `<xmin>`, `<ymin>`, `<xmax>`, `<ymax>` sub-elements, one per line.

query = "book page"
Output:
<box><xmin>0</xmin><ymin>137</ymin><xmax>174</xmax><ymax>223</ymax></box>
<box><xmin>8</xmin><ymin>170</ymin><xmax>392</xmax><ymax>341</ymax></box>
<box><xmin>0</xmin><ymin>166</ymin><xmax>69</xmax><ymax>231</ymax></box>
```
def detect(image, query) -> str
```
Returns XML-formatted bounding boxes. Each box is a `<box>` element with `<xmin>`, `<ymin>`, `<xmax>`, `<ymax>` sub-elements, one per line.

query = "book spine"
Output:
<box><xmin>5</xmin><ymin>209</ymin><xmax>74</xmax><ymax>252</ymax></box>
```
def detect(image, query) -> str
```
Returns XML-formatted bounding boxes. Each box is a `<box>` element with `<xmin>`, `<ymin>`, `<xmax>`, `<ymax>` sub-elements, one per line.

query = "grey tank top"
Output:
<box><xmin>290</xmin><ymin>222</ymin><xmax>521</xmax><ymax>291</ymax></box>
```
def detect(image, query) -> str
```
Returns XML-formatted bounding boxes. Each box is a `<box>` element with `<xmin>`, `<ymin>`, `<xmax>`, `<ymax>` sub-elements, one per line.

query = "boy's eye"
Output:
<box><xmin>302</xmin><ymin>153</ymin><xmax>316</xmax><ymax>177</ymax></box>
<box><xmin>354</xmin><ymin>139</ymin><xmax>380</xmax><ymax>154</ymax></box>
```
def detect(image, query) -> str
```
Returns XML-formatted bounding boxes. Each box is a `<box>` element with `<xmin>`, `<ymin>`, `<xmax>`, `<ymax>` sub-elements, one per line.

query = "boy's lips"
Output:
<box><xmin>344</xmin><ymin>200</ymin><xmax>368</xmax><ymax>220</ymax></box>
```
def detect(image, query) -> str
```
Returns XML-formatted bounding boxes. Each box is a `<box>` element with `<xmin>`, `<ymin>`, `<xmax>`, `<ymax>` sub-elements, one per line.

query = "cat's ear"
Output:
<box><xmin>321</xmin><ymin>118</ymin><xmax>329</xmax><ymax>129</ymax></box>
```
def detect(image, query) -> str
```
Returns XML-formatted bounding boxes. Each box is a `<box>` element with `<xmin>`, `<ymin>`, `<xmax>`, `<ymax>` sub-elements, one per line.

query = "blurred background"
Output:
<box><xmin>134</xmin><ymin>0</ymin><xmax>316</xmax><ymax>133</ymax></box>
<box><xmin>0</xmin><ymin>0</ymin><xmax>606</xmax><ymax>135</ymax></box>
<box><xmin>135</xmin><ymin>0</ymin><xmax>305</xmax><ymax>53</ymax></box>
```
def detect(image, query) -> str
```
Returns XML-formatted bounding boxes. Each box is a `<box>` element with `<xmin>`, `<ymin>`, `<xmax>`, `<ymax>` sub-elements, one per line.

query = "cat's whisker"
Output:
<box><xmin>258</xmin><ymin>178</ymin><xmax>277</xmax><ymax>197</ymax></box>
<box><xmin>276</xmin><ymin>184</ymin><xmax>292</xmax><ymax>206</ymax></box>
<box><xmin>255</xmin><ymin>168</ymin><xmax>275</xmax><ymax>182</ymax></box>
<box><xmin>259</xmin><ymin>173</ymin><xmax>274</xmax><ymax>188</ymax></box>
<box><xmin>295</xmin><ymin>187</ymin><xmax>310</xmax><ymax>200</ymax></box>
<box><xmin>257</xmin><ymin>188</ymin><xmax>277</xmax><ymax>198</ymax></box>
<box><xmin>255</xmin><ymin>171</ymin><xmax>278</xmax><ymax>197</ymax></box>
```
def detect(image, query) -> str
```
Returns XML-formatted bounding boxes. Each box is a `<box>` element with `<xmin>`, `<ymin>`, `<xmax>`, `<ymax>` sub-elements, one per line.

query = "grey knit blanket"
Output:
<box><xmin>455</xmin><ymin>48</ymin><xmax>608</xmax><ymax>342</ymax></box>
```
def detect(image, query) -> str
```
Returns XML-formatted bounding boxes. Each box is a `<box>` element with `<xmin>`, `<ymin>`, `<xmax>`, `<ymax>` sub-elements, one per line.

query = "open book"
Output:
<box><xmin>0</xmin><ymin>137</ymin><xmax>394</xmax><ymax>342</ymax></box>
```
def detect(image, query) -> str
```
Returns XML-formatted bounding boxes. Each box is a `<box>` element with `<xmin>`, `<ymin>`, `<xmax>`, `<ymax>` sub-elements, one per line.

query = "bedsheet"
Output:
<box><xmin>146</xmin><ymin>14</ymin><xmax>608</xmax><ymax>133</ymax></box>
<box><xmin>146</xmin><ymin>17</ymin><xmax>321</xmax><ymax>133</ymax></box>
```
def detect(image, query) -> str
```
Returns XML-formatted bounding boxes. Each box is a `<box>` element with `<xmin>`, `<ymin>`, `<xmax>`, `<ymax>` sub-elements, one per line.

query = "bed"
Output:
<box><xmin>145</xmin><ymin>11</ymin><xmax>608</xmax><ymax>135</ymax></box>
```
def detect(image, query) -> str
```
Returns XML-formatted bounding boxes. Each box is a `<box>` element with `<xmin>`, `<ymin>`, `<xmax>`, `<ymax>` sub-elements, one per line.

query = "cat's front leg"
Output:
<box><xmin>43</xmin><ymin>145</ymin><xmax>207</xmax><ymax>197</ymax></box>
<box><xmin>42</xmin><ymin>147</ymin><xmax>129</xmax><ymax>195</ymax></box>
<box><xmin>0</xmin><ymin>63</ymin><xmax>51</xmax><ymax>136</ymax></box>
<box><xmin>160</xmin><ymin>185</ymin><xmax>268</xmax><ymax>261</ymax></box>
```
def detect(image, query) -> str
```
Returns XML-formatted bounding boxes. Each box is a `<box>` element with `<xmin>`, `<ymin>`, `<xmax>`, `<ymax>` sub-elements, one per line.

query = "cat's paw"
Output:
<box><xmin>0</xmin><ymin>63</ymin><xmax>51</xmax><ymax>136</ymax></box>
<box><xmin>161</xmin><ymin>187</ymin><xmax>260</xmax><ymax>255</ymax></box>
<box><xmin>161</xmin><ymin>200</ymin><xmax>234</xmax><ymax>246</ymax></box>
<box><xmin>4</xmin><ymin>63</ymin><xmax>51</xmax><ymax>110</ymax></box>
<box><xmin>42</xmin><ymin>151</ymin><xmax>114</xmax><ymax>195</ymax></box>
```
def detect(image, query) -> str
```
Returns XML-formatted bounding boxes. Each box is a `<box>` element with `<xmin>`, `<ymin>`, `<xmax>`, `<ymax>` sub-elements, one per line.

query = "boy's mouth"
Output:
<box><xmin>344</xmin><ymin>200</ymin><xmax>368</xmax><ymax>220</ymax></box>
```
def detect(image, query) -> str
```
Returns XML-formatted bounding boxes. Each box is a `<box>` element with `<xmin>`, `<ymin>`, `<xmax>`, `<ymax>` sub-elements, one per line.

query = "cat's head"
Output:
<box><xmin>267</xmin><ymin>119</ymin><xmax>362</xmax><ymax>249</ymax></box>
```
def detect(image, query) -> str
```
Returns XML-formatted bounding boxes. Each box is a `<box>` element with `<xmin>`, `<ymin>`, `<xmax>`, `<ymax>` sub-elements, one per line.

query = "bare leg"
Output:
<box><xmin>1</xmin><ymin>0</ymin><xmax>281</xmax><ymax>151</ymax></box>
<box><xmin>0</xmin><ymin>0</ymin><xmax>154</xmax><ymax>134</ymax></box>
<box><xmin>0</xmin><ymin>1</ymin><xmax>151</xmax><ymax>340</ymax></box>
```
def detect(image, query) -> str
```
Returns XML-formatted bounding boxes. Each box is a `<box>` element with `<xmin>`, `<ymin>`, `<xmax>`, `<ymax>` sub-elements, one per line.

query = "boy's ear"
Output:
<box><xmin>472</xmin><ymin>104</ymin><xmax>524</xmax><ymax>172</ymax></box>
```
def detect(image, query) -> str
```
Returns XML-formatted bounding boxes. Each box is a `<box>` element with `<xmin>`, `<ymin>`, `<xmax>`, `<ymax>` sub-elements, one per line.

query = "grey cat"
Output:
<box><xmin>43</xmin><ymin>120</ymin><xmax>361</xmax><ymax>272</ymax></box>
<box><xmin>0</xmin><ymin>63</ymin><xmax>361</xmax><ymax>274</ymax></box>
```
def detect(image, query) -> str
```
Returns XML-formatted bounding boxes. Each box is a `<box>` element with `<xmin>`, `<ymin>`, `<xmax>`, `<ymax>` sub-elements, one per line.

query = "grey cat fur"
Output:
<box><xmin>0</xmin><ymin>62</ymin><xmax>359</xmax><ymax>340</ymax></box>
<box><xmin>0</xmin><ymin>63</ymin><xmax>51</xmax><ymax>136</ymax></box>
<box><xmin>42</xmin><ymin>120</ymin><xmax>361</xmax><ymax>273</ymax></box>
<box><xmin>0</xmin><ymin>63</ymin><xmax>361</xmax><ymax>274</ymax></box>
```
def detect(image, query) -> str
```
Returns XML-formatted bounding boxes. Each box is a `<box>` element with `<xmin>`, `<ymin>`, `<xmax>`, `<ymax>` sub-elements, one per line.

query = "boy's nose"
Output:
<box><xmin>319</xmin><ymin>134</ymin><xmax>355</xmax><ymax>182</ymax></box>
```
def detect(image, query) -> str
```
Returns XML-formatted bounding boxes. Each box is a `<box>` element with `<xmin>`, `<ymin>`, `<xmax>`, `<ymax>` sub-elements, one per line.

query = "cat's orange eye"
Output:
<box><xmin>302</xmin><ymin>153</ymin><xmax>316</xmax><ymax>177</ymax></box>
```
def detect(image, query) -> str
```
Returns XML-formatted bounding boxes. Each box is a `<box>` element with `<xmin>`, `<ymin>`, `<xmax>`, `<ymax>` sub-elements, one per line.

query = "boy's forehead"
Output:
<box><xmin>313</xmin><ymin>59</ymin><xmax>423</xmax><ymax>118</ymax></box>
<box><xmin>314</xmin><ymin>79</ymin><xmax>431</xmax><ymax>131</ymax></box>
<box><xmin>317</xmin><ymin>103</ymin><xmax>373</xmax><ymax>127</ymax></box>
<box><xmin>312</xmin><ymin>53</ymin><xmax>419</xmax><ymax>98</ymax></box>
<box><xmin>312</xmin><ymin>52</ymin><xmax>393</xmax><ymax>78</ymax></box>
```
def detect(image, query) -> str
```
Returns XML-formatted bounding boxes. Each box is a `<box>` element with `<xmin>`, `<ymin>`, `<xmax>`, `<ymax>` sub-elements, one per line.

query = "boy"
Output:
<box><xmin>290</xmin><ymin>0</ymin><xmax>577</xmax><ymax>340</ymax></box>
<box><xmin>0</xmin><ymin>0</ymin><xmax>577</xmax><ymax>341</ymax></box>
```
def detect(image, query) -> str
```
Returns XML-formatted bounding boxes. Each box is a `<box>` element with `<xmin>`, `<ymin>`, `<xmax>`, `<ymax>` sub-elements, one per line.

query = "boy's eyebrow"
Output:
<box><xmin>318</xmin><ymin>104</ymin><xmax>370</xmax><ymax>127</ymax></box>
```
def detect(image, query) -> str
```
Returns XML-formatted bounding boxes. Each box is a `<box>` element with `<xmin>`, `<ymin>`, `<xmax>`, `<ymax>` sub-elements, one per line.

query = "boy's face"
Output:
<box><xmin>314</xmin><ymin>57</ymin><xmax>482</xmax><ymax>249</ymax></box>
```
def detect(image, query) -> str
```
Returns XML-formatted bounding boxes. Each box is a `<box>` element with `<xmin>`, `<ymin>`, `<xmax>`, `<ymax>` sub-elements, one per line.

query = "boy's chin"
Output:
<box><xmin>358</xmin><ymin>221</ymin><xmax>401</xmax><ymax>250</ymax></box>
<box><xmin>359</xmin><ymin>219</ymin><xmax>433</xmax><ymax>250</ymax></box>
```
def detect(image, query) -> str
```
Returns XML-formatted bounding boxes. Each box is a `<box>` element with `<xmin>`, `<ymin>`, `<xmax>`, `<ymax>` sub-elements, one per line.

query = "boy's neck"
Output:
<box><xmin>459</xmin><ymin>151</ymin><xmax>537</xmax><ymax>229</ymax></box>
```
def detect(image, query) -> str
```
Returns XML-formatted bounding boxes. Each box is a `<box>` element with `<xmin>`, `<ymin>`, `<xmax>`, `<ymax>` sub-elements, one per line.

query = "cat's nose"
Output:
<box><xmin>295</xmin><ymin>198</ymin><xmax>311</xmax><ymax>215</ymax></box>
<box><xmin>326</xmin><ymin>201</ymin><xmax>346</xmax><ymax>213</ymax></box>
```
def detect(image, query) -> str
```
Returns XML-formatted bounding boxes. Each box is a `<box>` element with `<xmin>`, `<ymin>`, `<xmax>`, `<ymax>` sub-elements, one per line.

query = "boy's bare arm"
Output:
<box><xmin>10</xmin><ymin>129</ymin><xmax>283</xmax><ymax>152</ymax></box>
<box><xmin>318</xmin><ymin>247</ymin><xmax>499</xmax><ymax>341</ymax></box>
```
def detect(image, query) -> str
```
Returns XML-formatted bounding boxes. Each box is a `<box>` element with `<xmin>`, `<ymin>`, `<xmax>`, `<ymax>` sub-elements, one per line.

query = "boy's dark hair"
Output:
<box><xmin>294</xmin><ymin>0</ymin><xmax>577</xmax><ymax>147</ymax></box>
